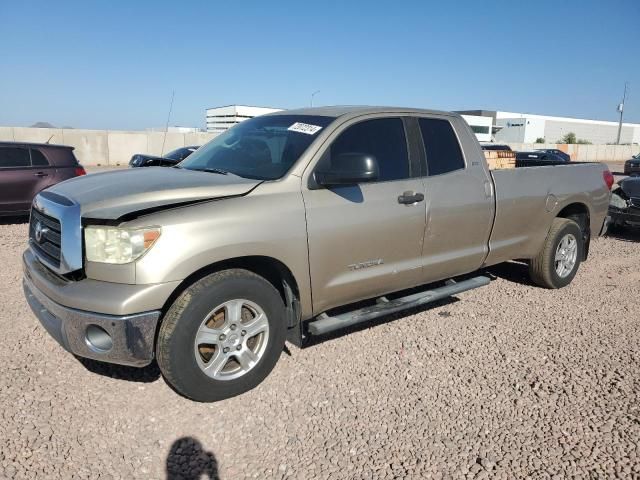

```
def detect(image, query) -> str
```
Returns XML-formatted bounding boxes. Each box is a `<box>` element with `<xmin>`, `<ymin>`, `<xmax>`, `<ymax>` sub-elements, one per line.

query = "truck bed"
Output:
<box><xmin>484</xmin><ymin>162</ymin><xmax>610</xmax><ymax>267</ymax></box>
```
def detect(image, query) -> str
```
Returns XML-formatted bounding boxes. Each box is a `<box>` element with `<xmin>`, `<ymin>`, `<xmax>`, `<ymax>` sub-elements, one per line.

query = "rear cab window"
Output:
<box><xmin>418</xmin><ymin>118</ymin><xmax>465</xmax><ymax>176</ymax></box>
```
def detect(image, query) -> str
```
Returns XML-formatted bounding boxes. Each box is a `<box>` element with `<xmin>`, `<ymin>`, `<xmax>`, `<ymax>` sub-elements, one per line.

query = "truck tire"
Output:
<box><xmin>529</xmin><ymin>218</ymin><xmax>583</xmax><ymax>289</ymax></box>
<box><xmin>156</xmin><ymin>269</ymin><xmax>287</xmax><ymax>402</ymax></box>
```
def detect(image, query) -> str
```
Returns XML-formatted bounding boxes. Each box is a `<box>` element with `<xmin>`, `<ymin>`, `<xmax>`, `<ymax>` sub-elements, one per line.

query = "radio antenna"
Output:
<box><xmin>161</xmin><ymin>90</ymin><xmax>175</xmax><ymax>156</ymax></box>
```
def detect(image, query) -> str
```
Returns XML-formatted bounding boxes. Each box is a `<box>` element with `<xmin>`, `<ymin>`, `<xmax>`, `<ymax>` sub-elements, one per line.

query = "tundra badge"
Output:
<box><xmin>348</xmin><ymin>259</ymin><xmax>384</xmax><ymax>271</ymax></box>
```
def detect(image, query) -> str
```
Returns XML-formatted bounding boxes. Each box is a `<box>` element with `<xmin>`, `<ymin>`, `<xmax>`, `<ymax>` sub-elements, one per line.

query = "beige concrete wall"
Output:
<box><xmin>146</xmin><ymin>132</ymin><xmax>185</xmax><ymax>157</ymax></box>
<box><xmin>107</xmin><ymin>132</ymin><xmax>148</xmax><ymax>166</ymax></box>
<box><xmin>185</xmin><ymin>132</ymin><xmax>218</xmax><ymax>147</ymax></box>
<box><xmin>0</xmin><ymin>127</ymin><xmax>218</xmax><ymax>165</ymax></box>
<box><xmin>61</xmin><ymin>129</ymin><xmax>109</xmax><ymax>166</ymax></box>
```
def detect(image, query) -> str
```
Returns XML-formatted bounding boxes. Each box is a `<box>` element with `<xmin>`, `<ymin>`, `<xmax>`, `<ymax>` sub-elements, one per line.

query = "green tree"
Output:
<box><xmin>535</xmin><ymin>137</ymin><xmax>545</xmax><ymax>143</ymax></box>
<box><xmin>576</xmin><ymin>139</ymin><xmax>592</xmax><ymax>144</ymax></box>
<box><xmin>560</xmin><ymin>132</ymin><xmax>577</xmax><ymax>144</ymax></box>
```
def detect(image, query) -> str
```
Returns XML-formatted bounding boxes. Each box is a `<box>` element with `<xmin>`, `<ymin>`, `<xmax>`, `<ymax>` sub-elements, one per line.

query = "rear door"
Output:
<box><xmin>0</xmin><ymin>145</ymin><xmax>39</xmax><ymax>213</ymax></box>
<box><xmin>303</xmin><ymin>116</ymin><xmax>426</xmax><ymax>313</ymax></box>
<box><xmin>416</xmin><ymin>116</ymin><xmax>494</xmax><ymax>282</ymax></box>
<box><xmin>29</xmin><ymin>147</ymin><xmax>58</xmax><ymax>188</ymax></box>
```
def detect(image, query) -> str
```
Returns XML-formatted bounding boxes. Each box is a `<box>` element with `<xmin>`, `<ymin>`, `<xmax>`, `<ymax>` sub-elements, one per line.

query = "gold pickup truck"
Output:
<box><xmin>23</xmin><ymin>106</ymin><xmax>612</xmax><ymax>401</ymax></box>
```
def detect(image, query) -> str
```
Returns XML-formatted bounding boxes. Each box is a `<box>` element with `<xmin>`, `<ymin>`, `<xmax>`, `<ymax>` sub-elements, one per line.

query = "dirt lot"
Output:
<box><xmin>1</xmin><ymin>220</ymin><xmax>639</xmax><ymax>479</ymax></box>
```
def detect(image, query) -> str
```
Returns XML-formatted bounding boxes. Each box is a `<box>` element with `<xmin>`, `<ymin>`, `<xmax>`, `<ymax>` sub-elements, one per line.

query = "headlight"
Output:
<box><xmin>609</xmin><ymin>193</ymin><xmax>629</xmax><ymax>210</ymax></box>
<box><xmin>84</xmin><ymin>226</ymin><xmax>161</xmax><ymax>264</ymax></box>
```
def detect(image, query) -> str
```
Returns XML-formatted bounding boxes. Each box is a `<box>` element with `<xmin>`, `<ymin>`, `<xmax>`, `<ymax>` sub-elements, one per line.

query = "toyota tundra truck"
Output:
<box><xmin>23</xmin><ymin>107</ymin><xmax>613</xmax><ymax>402</ymax></box>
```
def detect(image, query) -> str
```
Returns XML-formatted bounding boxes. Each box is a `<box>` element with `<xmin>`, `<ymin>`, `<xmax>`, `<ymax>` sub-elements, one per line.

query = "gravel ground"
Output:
<box><xmin>1</xmin><ymin>220</ymin><xmax>639</xmax><ymax>479</ymax></box>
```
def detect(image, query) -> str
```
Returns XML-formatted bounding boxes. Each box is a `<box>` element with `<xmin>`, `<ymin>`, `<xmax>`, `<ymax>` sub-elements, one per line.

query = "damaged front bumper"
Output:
<box><xmin>608</xmin><ymin>190</ymin><xmax>640</xmax><ymax>229</ymax></box>
<box><xmin>22</xmin><ymin>249</ymin><xmax>165</xmax><ymax>367</ymax></box>
<box><xmin>23</xmin><ymin>274</ymin><xmax>161</xmax><ymax>367</ymax></box>
<box><xmin>608</xmin><ymin>207</ymin><xmax>640</xmax><ymax>228</ymax></box>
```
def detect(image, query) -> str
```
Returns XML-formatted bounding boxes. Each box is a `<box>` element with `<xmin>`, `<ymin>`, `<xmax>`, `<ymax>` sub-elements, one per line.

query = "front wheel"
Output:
<box><xmin>156</xmin><ymin>269</ymin><xmax>287</xmax><ymax>402</ymax></box>
<box><xmin>529</xmin><ymin>218</ymin><xmax>583</xmax><ymax>289</ymax></box>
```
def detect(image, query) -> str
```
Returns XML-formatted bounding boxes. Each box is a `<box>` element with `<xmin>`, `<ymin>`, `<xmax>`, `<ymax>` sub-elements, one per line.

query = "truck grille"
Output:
<box><xmin>29</xmin><ymin>208</ymin><xmax>62</xmax><ymax>268</ymax></box>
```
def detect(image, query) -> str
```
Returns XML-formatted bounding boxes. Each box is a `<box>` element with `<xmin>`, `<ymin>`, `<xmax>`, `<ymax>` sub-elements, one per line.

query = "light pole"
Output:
<box><xmin>310</xmin><ymin>90</ymin><xmax>320</xmax><ymax>107</ymax></box>
<box><xmin>616</xmin><ymin>81</ymin><xmax>628</xmax><ymax>145</ymax></box>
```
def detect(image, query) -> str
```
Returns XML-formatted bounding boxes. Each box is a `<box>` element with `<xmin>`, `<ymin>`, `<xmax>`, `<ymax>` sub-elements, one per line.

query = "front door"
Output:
<box><xmin>303</xmin><ymin>117</ymin><xmax>426</xmax><ymax>314</ymax></box>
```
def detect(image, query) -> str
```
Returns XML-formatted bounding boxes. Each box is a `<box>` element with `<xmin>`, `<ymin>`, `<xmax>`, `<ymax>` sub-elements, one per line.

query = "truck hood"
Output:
<box><xmin>46</xmin><ymin>167</ymin><xmax>261</xmax><ymax>221</ymax></box>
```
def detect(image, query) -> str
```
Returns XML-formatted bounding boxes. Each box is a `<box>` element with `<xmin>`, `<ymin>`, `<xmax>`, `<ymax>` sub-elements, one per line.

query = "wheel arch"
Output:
<box><xmin>157</xmin><ymin>255</ymin><xmax>305</xmax><ymax>347</ymax></box>
<box><xmin>556</xmin><ymin>202</ymin><xmax>591</xmax><ymax>260</ymax></box>
<box><xmin>160</xmin><ymin>254</ymin><xmax>301</xmax><ymax>317</ymax></box>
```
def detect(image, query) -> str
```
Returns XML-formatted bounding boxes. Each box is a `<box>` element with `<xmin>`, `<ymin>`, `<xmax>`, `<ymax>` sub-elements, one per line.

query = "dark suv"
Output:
<box><xmin>515</xmin><ymin>151</ymin><xmax>568</xmax><ymax>166</ymax></box>
<box><xmin>534</xmin><ymin>148</ymin><xmax>571</xmax><ymax>162</ymax></box>
<box><xmin>129</xmin><ymin>146</ymin><xmax>200</xmax><ymax>168</ymax></box>
<box><xmin>624</xmin><ymin>154</ymin><xmax>640</xmax><ymax>175</ymax></box>
<box><xmin>0</xmin><ymin>142</ymin><xmax>86</xmax><ymax>215</ymax></box>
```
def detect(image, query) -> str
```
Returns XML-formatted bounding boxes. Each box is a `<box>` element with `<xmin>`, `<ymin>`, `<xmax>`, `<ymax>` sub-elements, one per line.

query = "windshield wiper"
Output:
<box><xmin>182</xmin><ymin>166</ymin><xmax>250</xmax><ymax>178</ymax></box>
<box><xmin>190</xmin><ymin>167</ymin><xmax>229</xmax><ymax>175</ymax></box>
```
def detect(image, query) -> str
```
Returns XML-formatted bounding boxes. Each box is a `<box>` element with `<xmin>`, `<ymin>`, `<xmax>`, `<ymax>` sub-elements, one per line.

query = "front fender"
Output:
<box><xmin>130</xmin><ymin>178</ymin><xmax>313</xmax><ymax>319</ymax></box>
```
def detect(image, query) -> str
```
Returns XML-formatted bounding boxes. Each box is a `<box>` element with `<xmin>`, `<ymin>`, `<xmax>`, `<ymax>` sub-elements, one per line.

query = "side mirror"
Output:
<box><xmin>314</xmin><ymin>153</ymin><xmax>379</xmax><ymax>186</ymax></box>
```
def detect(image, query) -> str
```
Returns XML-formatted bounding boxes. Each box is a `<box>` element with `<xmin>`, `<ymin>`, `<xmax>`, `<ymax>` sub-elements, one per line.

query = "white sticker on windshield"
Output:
<box><xmin>288</xmin><ymin>122</ymin><xmax>323</xmax><ymax>135</ymax></box>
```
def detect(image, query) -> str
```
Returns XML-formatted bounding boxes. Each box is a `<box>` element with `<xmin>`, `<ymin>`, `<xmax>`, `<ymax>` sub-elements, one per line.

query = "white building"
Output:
<box><xmin>205</xmin><ymin>106</ymin><xmax>494</xmax><ymax>141</ymax></box>
<box><xmin>147</xmin><ymin>126</ymin><xmax>202</xmax><ymax>133</ymax></box>
<box><xmin>457</xmin><ymin>110</ymin><xmax>640</xmax><ymax>144</ymax></box>
<box><xmin>206</xmin><ymin>105</ymin><xmax>283</xmax><ymax>132</ymax></box>
<box><xmin>460</xmin><ymin>115</ymin><xmax>493</xmax><ymax>142</ymax></box>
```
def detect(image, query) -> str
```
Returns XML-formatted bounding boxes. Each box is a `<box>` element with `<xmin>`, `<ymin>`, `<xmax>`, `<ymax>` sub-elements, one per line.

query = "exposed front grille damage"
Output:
<box><xmin>29</xmin><ymin>208</ymin><xmax>62</xmax><ymax>268</ymax></box>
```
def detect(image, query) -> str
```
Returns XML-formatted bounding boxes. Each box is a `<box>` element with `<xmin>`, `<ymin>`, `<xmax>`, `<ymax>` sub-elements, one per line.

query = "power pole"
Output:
<box><xmin>310</xmin><ymin>90</ymin><xmax>320</xmax><ymax>107</ymax></box>
<box><xmin>616</xmin><ymin>82</ymin><xmax>628</xmax><ymax>145</ymax></box>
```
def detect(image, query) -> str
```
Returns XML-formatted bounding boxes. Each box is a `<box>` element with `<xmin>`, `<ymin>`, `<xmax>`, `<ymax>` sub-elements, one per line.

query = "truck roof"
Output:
<box><xmin>266</xmin><ymin>105</ymin><xmax>460</xmax><ymax>119</ymax></box>
<box><xmin>0</xmin><ymin>140</ymin><xmax>75</xmax><ymax>150</ymax></box>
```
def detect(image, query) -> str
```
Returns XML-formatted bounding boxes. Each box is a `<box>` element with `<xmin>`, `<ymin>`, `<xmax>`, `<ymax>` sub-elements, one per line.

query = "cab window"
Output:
<box><xmin>330</xmin><ymin>118</ymin><xmax>410</xmax><ymax>182</ymax></box>
<box><xmin>418</xmin><ymin>118</ymin><xmax>465</xmax><ymax>176</ymax></box>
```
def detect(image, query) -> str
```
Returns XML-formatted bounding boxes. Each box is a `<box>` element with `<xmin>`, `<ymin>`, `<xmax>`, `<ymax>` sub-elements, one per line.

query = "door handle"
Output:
<box><xmin>397</xmin><ymin>191</ymin><xmax>424</xmax><ymax>205</ymax></box>
<box><xmin>33</xmin><ymin>172</ymin><xmax>49</xmax><ymax>177</ymax></box>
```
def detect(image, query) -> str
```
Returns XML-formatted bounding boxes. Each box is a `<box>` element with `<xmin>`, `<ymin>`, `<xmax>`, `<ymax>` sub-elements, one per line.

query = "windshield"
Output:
<box><xmin>180</xmin><ymin>114</ymin><xmax>334</xmax><ymax>180</ymax></box>
<box><xmin>164</xmin><ymin>148</ymin><xmax>189</xmax><ymax>161</ymax></box>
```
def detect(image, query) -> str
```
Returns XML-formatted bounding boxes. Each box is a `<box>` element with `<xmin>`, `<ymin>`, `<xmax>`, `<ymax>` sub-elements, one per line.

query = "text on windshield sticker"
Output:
<box><xmin>287</xmin><ymin>122</ymin><xmax>323</xmax><ymax>135</ymax></box>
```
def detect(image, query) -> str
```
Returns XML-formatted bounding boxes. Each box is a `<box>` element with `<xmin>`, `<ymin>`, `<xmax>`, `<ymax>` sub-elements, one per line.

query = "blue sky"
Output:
<box><xmin>1</xmin><ymin>0</ymin><xmax>638</xmax><ymax>130</ymax></box>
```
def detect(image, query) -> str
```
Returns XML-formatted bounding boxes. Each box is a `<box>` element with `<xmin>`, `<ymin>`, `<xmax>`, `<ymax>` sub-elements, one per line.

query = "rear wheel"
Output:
<box><xmin>156</xmin><ymin>269</ymin><xmax>287</xmax><ymax>402</ymax></box>
<box><xmin>529</xmin><ymin>218</ymin><xmax>583</xmax><ymax>289</ymax></box>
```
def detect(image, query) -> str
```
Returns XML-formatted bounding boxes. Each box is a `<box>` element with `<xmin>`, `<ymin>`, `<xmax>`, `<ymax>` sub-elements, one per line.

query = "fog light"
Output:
<box><xmin>85</xmin><ymin>325</ymin><xmax>113</xmax><ymax>352</ymax></box>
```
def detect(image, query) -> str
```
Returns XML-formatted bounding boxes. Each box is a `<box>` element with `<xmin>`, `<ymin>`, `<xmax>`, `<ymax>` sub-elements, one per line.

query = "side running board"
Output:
<box><xmin>307</xmin><ymin>275</ymin><xmax>491</xmax><ymax>336</ymax></box>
